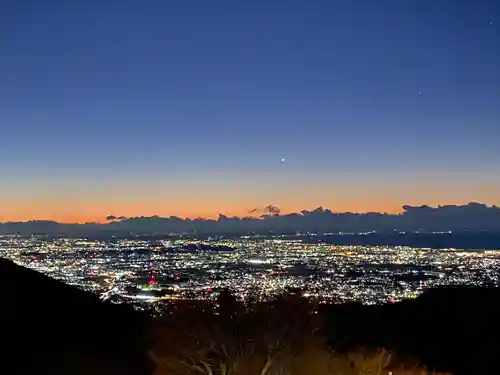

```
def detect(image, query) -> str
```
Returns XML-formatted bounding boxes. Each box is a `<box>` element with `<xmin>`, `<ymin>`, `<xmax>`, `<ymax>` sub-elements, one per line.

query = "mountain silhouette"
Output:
<box><xmin>2</xmin><ymin>257</ymin><xmax>500</xmax><ymax>375</ymax></box>
<box><xmin>0</xmin><ymin>258</ymin><xmax>151</xmax><ymax>375</ymax></box>
<box><xmin>321</xmin><ymin>285</ymin><xmax>500</xmax><ymax>375</ymax></box>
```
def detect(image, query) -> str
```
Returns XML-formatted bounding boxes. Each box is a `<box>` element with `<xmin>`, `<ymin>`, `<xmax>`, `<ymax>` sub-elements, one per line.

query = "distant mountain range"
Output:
<box><xmin>1</xmin><ymin>202</ymin><xmax>499</xmax><ymax>237</ymax></box>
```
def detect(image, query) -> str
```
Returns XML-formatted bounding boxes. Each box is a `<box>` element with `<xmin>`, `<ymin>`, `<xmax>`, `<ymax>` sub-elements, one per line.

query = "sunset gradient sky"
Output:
<box><xmin>1</xmin><ymin>0</ymin><xmax>499</xmax><ymax>223</ymax></box>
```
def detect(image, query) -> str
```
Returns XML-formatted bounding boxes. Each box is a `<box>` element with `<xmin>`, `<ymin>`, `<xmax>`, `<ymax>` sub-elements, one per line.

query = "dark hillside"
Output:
<box><xmin>321</xmin><ymin>285</ymin><xmax>500</xmax><ymax>375</ymax></box>
<box><xmin>2</xmin><ymin>256</ymin><xmax>499</xmax><ymax>375</ymax></box>
<box><xmin>0</xmin><ymin>258</ymin><xmax>151</xmax><ymax>375</ymax></box>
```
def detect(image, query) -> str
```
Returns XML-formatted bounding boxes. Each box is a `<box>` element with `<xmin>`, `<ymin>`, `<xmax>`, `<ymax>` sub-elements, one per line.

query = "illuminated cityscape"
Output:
<box><xmin>2</xmin><ymin>234</ymin><xmax>499</xmax><ymax>311</ymax></box>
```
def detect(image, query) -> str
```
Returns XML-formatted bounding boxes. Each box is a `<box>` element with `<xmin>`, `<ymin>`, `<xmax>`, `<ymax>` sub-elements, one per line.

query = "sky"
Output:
<box><xmin>1</xmin><ymin>0</ymin><xmax>499</xmax><ymax>222</ymax></box>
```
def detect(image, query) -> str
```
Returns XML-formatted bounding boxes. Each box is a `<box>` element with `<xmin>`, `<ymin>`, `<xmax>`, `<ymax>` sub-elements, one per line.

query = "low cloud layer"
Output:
<box><xmin>1</xmin><ymin>203</ymin><xmax>499</xmax><ymax>237</ymax></box>
<box><xmin>105</xmin><ymin>215</ymin><xmax>128</xmax><ymax>221</ymax></box>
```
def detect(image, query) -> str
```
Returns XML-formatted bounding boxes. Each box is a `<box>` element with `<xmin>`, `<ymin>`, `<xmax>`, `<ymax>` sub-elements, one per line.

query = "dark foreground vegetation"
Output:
<box><xmin>3</xmin><ymin>257</ymin><xmax>500</xmax><ymax>375</ymax></box>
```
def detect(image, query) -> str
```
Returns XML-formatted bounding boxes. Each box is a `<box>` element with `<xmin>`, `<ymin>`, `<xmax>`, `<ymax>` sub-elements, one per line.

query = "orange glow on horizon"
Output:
<box><xmin>0</xmin><ymin>199</ymin><xmax>497</xmax><ymax>224</ymax></box>
<box><xmin>1</xmin><ymin>180</ymin><xmax>498</xmax><ymax>223</ymax></box>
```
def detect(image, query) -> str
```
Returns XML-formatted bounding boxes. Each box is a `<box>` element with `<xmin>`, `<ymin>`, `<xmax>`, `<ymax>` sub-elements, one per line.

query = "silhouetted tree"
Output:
<box><xmin>216</xmin><ymin>288</ymin><xmax>239</xmax><ymax>318</ymax></box>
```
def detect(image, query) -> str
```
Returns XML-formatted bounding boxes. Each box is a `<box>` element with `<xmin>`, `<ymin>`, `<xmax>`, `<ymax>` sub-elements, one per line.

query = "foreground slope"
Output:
<box><xmin>0</xmin><ymin>258</ymin><xmax>151</xmax><ymax>375</ymax></box>
<box><xmin>3</xmin><ymin>256</ymin><xmax>500</xmax><ymax>375</ymax></box>
<box><xmin>322</xmin><ymin>285</ymin><xmax>500</xmax><ymax>375</ymax></box>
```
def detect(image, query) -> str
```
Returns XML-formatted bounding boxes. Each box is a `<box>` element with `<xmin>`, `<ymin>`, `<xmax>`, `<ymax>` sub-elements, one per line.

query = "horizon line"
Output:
<box><xmin>0</xmin><ymin>201</ymin><xmax>497</xmax><ymax>225</ymax></box>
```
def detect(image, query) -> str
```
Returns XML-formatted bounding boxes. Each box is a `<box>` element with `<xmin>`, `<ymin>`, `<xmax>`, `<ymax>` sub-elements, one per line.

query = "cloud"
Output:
<box><xmin>2</xmin><ymin>203</ymin><xmax>500</xmax><ymax>238</ymax></box>
<box><xmin>263</xmin><ymin>205</ymin><xmax>281</xmax><ymax>216</ymax></box>
<box><xmin>106</xmin><ymin>215</ymin><xmax>128</xmax><ymax>221</ymax></box>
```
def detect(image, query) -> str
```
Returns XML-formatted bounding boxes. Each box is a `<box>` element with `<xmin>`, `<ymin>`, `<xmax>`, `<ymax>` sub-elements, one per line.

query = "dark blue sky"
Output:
<box><xmin>1</xmin><ymin>0</ymin><xmax>499</xmax><ymax>221</ymax></box>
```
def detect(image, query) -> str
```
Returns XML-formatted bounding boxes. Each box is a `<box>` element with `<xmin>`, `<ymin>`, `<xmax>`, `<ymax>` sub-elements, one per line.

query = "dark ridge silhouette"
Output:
<box><xmin>320</xmin><ymin>285</ymin><xmax>500</xmax><ymax>375</ymax></box>
<box><xmin>0</xmin><ymin>258</ymin><xmax>151</xmax><ymax>375</ymax></box>
<box><xmin>2</xmin><ymin>258</ymin><xmax>500</xmax><ymax>374</ymax></box>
